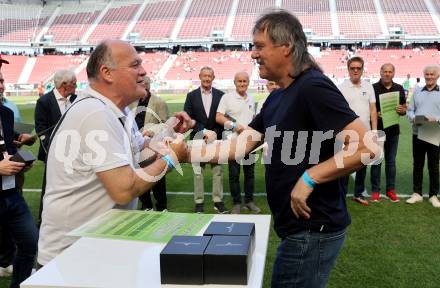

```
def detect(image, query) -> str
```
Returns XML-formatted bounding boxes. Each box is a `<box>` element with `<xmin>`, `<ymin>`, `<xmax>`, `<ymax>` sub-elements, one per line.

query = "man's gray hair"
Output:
<box><xmin>423</xmin><ymin>64</ymin><xmax>440</xmax><ymax>75</ymax></box>
<box><xmin>86</xmin><ymin>41</ymin><xmax>116</xmax><ymax>81</ymax></box>
<box><xmin>199</xmin><ymin>66</ymin><xmax>214</xmax><ymax>75</ymax></box>
<box><xmin>252</xmin><ymin>9</ymin><xmax>322</xmax><ymax>78</ymax></box>
<box><xmin>234</xmin><ymin>71</ymin><xmax>249</xmax><ymax>81</ymax></box>
<box><xmin>53</xmin><ymin>69</ymin><xmax>76</xmax><ymax>88</ymax></box>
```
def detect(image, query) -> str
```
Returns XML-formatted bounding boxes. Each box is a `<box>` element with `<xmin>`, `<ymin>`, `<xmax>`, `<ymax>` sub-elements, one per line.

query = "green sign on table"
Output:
<box><xmin>379</xmin><ymin>91</ymin><xmax>399</xmax><ymax>129</ymax></box>
<box><xmin>68</xmin><ymin>209</ymin><xmax>213</xmax><ymax>243</ymax></box>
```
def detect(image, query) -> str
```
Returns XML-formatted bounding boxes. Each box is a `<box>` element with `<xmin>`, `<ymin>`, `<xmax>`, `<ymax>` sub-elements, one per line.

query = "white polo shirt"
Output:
<box><xmin>38</xmin><ymin>87</ymin><xmax>142</xmax><ymax>265</ymax></box>
<box><xmin>338</xmin><ymin>79</ymin><xmax>375</xmax><ymax>129</ymax></box>
<box><xmin>217</xmin><ymin>90</ymin><xmax>255</xmax><ymax>127</ymax></box>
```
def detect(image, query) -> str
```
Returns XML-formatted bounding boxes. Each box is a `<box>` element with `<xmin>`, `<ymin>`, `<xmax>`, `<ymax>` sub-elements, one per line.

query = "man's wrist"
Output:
<box><xmin>161</xmin><ymin>154</ymin><xmax>175</xmax><ymax>170</ymax></box>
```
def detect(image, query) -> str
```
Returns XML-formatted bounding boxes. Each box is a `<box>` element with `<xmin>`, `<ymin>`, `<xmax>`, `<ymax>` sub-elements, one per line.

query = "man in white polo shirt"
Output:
<box><xmin>216</xmin><ymin>71</ymin><xmax>261</xmax><ymax>214</ymax></box>
<box><xmin>37</xmin><ymin>40</ymin><xmax>189</xmax><ymax>267</ymax></box>
<box><xmin>338</xmin><ymin>56</ymin><xmax>378</xmax><ymax>206</ymax></box>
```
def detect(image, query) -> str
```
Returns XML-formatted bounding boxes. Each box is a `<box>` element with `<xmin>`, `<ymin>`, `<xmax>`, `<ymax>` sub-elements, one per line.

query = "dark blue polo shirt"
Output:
<box><xmin>249</xmin><ymin>68</ymin><xmax>358</xmax><ymax>238</ymax></box>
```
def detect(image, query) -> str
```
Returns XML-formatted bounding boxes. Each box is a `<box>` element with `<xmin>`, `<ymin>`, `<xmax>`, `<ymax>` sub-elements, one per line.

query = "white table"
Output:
<box><xmin>22</xmin><ymin>214</ymin><xmax>272</xmax><ymax>288</ymax></box>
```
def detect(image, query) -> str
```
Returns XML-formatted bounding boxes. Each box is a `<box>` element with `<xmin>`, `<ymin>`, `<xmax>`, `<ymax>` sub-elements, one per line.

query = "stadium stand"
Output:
<box><xmin>336</xmin><ymin>0</ymin><xmax>383</xmax><ymax>39</ymax></box>
<box><xmin>45</xmin><ymin>2</ymin><xmax>106</xmax><ymax>43</ymax></box>
<box><xmin>165</xmin><ymin>50</ymin><xmax>254</xmax><ymax>80</ymax></box>
<box><xmin>231</xmin><ymin>0</ymin><xmax>276</xmax><ymax>41</ymax></box>
<box><xmin>0</xmin><ymin>3</ymin><xmax>56</xmax><ymax>43</ymax></box>
<box><xmin>131</xmin><ymin>0</ymin><xmax>185</xmax><ymax>41</ymax></box>
<box><xmin>178</xmin><ymin>0</ymin><xmax>232</xmax><ymax>39</ymax></box>
<box><xmin>316</xmin><ymin>48</ymin><xmax>440</xmax><ymax>78</ymax></box>
<box><xmin>380</xmin><ymin>0</ymin><xmax>439</xmax><ymax>36</ymax></box>
<box><xmin>27</xmin><ymin>54</ymin><xmax>86</xmax><ymax>84</ymax></box>
<box><xmin>87</xmin><ymin>1</ymin><xmax>141</xmax><ymax>44</ymax></box>
<box><xmin>283</xmin><ymin>0</ymin><xmax>333</xmax><ymax>37</ymax></box>
<box><xmin>0</xmin><ymin>55</ymin><xmax>28</xmax><ymax>84</ymax></box>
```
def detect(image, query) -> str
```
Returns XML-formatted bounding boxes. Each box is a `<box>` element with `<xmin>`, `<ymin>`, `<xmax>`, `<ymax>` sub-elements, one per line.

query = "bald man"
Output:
<box><xmin>216</xmin><ymin>71</ymin><xmax>261</xmax><ymax>214</ymax></box>
<box><xmin>37</xmin><ymin>40</ymin><xmax>189</xmax><ymax>266</ymax></box>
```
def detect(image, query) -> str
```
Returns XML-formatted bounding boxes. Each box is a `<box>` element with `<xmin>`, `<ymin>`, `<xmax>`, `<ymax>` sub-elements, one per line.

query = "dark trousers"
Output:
<box><xmin>370</xmin><ymin>134</ymin><xmax>399</xmax><ymax>192</ymax></box>
<box><xmin>228</xmin><ymin>157</ymin><xmax>255</xmax><ymax>205</ymax></box>
<box><xmin>0</xmin><ymin>192</ymin><xmax>38</xmax><ymax>288</ymax></box>
<box><xmin>37</xmin><ymin>164</ymin><xmax>47</xmax><ymax>227</ymax></box>
<box><xmin>341</xmin><ymin>166</ymin><xmax>367</xmax><ymax>198</ymax></box>
<box><xmin>139</xmin><ymin>177</ymin><xmax>167</xmax><ymax>211</ymax></box>
<box><xmin>412</xmin><ymin>135</ymin><xmax>439</xmax><ymax>197</ymax></box>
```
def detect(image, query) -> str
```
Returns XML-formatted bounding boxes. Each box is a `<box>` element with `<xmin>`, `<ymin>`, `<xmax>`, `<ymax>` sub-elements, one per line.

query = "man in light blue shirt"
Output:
<box><xmin>406</xmin><ymin>65</ymin><xmax>440</xmax><ymax>208</ymax></box>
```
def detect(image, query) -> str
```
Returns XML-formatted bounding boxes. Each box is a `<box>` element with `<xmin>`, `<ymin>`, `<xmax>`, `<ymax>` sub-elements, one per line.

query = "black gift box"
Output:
<box><xmin>204</xmin><ymin>235</ymin><xmax>252</xmax><ymax>285</ymax></box>
<box><xmin>160</xmin><ymin>235</ymin><xmax>211</xmax><ymax>284</ymax></box>
<box><xmin>203</xmin><ymin>221</ymin><xmax>255</xmax><ymax>239</ymax></box>
<box><xmin>10</xmin><ymin>150</ymin><xmax>36</xmax><ymax>166</ymax></box>
<box><xmin>203</xmin><ymin>221</ymin><xmax>255</xmax><ymax>253</ymax></box>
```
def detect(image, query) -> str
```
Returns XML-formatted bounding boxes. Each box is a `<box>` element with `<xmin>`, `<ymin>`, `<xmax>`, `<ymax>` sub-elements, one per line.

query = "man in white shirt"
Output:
<box><xmin>338</xmin><ymin>56</ymin><xmax>378</xmax><ymax>206</ymax></box>
<box><xmin>216</xmin><ymin>71</ymin><xmax>261</xmax><ymax>214</ymax></box>
<box><xmin>37</xmin><ymin>40</ymin><xmax>189</xmax><ymax>266</ymax></box>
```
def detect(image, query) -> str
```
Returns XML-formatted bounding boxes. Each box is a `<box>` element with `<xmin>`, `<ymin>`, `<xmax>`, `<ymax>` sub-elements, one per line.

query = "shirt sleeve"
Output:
<box><xmin>367</xmin><ymin>83</ymin><xmax>376</xmax><ymax>103</ymax></box>
<box><xmin>304</xmin><ymin>78</ymin><xmax>358</xmax><ymax>133</ymax></box>
<box><xmin>78</xmin><ymin>107</ymin><xmax>130</xmax><ymax>173</ymax></box>
<box><xmin>407</xmin><ymin>90</ymin><xmax>416</xmax><ymax>122</ymax></box>
<box><xmin>216</xmin><ymin>94</ymin><xmax>228</xmax><ymax>114</ymax></box>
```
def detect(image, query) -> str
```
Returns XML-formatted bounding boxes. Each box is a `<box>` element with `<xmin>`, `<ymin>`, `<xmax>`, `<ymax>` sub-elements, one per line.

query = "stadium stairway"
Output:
<box><xmin>157</xmin><ymin>54</ymin><xmax>178</xmax><ymax>80</ymax></box>
<box><xmin>17</xmin><ymin>57</ymin><xmax>36</xmax><ymax>84</ymax></box>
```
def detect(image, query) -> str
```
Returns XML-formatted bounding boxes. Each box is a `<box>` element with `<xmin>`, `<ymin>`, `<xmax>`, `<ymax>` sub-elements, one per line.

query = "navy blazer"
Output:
<box><xmin>183</xmin><ymin>87</ymin><xmax>224</xmax><ymax>140</ymax></box>
<box><xmin>0</xmin><ymin>105</ymin><xmax>18</xmax><ymax>192</ymax></box>
<box><xmin>34</xmin><ymin>90</ymin><xmax>77</xmax><ymax>162</ymax></box>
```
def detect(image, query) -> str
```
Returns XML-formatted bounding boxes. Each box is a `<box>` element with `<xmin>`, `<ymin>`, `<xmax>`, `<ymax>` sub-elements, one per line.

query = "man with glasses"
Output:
<box><xmin>338</xmin><ymin>56</ymin><xmax>378</xmax><ymax>206</ymax></box>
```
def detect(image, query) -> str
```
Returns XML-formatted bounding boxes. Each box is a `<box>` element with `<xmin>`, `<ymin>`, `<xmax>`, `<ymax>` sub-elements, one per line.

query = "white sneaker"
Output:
<box><xmin>429</xmin><ymin>196</ymin><xmax>440</xmax><ymax>208</ymax></box>
<box><xmin>406</xmin><ymin>193</ymin><xmax>423</xmax><ymax>204</ymax></box>
<box><xmin>0</xmin><ymin>265</ymin><xmax>13</xmax><ymax>277</ymax></box>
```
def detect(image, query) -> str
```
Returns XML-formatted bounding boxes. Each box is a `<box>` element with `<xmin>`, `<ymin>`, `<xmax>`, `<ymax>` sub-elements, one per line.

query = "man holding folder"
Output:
<box><xmin>370</xmin><ymin>63</ymin><xmax>406</xmax><ymax>202</ymax></box>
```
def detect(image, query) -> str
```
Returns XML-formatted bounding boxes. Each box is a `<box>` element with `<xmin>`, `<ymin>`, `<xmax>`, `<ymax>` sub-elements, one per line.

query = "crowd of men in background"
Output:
<box><xmin>0</xmin><ymin>10</ymin><xmax>439</xmax><ymax>288</ymax></box>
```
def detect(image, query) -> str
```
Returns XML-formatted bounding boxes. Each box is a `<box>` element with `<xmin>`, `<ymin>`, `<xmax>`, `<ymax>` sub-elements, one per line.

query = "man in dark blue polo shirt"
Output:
<box><xmin>184</xmin><ymin>10</ymin><xmax>378</xmax><ymax>287</ymax></box>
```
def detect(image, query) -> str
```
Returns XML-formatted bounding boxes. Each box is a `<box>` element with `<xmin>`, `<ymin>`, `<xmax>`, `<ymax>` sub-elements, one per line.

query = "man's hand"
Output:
<box><xmin>203</xmin><ymin>129</ymin><xmax>217</xmax><ymax>143</ymax></box>
<box><xmin>427</xmin><ymin>116</ymin><xmax>439</xmax><ymax>123</ymax></box>
<box><xmin>173</xmin><ymin>111</ymin><xmax>195</xmax><ymax>133</ymax></box>
<box><xmin>14</xmin><ymin>134</ymin><xmax>36</xmax><ymax>147</ymax></box>
<box><xmin>235</xmin><ymin>124</ymin><xmax>245</xmax><ymax>134</ymax></box>
<box><xmin>167</xmin><ymin>134</ymin><xmax>188</xmax><ymax>162</ymax></box>
<box><xmin>395</xmin><ymin>105</ymin><xmax>406</xmax><ymax>115</ymax></box>
<box><xmin>0</xmin><ymin>155</ymin><xmax>25</xmax><ymax>176</ymax></box>
<box><xmin>290</xmin><ymin>176</ymin><xmax>313</xmax><ymax>219</ymax></box>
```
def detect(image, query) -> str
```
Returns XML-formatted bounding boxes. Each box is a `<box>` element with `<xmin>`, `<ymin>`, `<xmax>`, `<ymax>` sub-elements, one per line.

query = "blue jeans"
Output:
<box><xmin>0</xmin><ymin>192</ymin><xmax>38</xmax><ymax>288</ymax></box>
<box><xmin>370</xmin><ymin>134</ymin><xmax>399</xmax><ymax>192</ymax></box>
<box><xmin>271</xmin><ymin>229</ymin><xmax>346</xmax><ymax>288</ymax></box>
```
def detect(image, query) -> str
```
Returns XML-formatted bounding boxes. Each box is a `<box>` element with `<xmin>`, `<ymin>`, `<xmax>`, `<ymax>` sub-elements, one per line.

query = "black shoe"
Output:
<box><xmin>214</xmin><ymin>202</ymin><xmax>228</xmax><ymax>214</ymax></box>
<box><xmin>195</xmin><ymin>203</ymin><xmax>204</xmax><ymax>213</ymax></box>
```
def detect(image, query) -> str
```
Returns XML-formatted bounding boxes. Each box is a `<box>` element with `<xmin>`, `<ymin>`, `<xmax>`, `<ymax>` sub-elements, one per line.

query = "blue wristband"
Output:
<box><xmin>302</xmin><ymin>171</ymin><xmax>316</xmax><ymax>189</ymax></box>
<box><xmin>161</xmin><ymin>155</ymin><xmax>175</xmax><ymax>169</ymax></box>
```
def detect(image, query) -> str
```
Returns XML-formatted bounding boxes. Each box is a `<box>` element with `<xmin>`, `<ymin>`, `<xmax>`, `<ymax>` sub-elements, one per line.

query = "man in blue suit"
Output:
<box><xmin>0</xmin><ymin>71</ymin><xmax>38</xmax><ymax>288</ymax></box>
<box><xmin>184</xmin><ymin>67</ymin><xmax>227</xmax><ymax>213</ymax></box>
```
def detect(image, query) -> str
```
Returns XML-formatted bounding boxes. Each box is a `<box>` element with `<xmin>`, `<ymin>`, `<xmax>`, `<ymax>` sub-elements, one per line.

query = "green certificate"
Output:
<box><xmin>68</xmin><ymin>209</ymin><xmax>214</xmax><ymax>243</ymax></box>
<box><xmin>379</xmin><ymin>92</ymin><xmax>399</xmax><ymax>129</ymax></box>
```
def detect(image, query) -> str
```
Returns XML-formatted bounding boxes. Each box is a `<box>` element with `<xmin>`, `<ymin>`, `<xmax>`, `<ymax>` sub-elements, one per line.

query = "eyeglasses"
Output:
<box><xmin>349</xmin><ymin>66</ymin><xmax>363</xmax><ymax>71</ymax></box>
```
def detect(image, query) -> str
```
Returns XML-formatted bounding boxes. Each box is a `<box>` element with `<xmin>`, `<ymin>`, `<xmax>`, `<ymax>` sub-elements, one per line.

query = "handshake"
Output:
<box><xmin>140</xmin><ymin>112</ymin><xmax>217</xmax><ymax>168</ymax></box>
